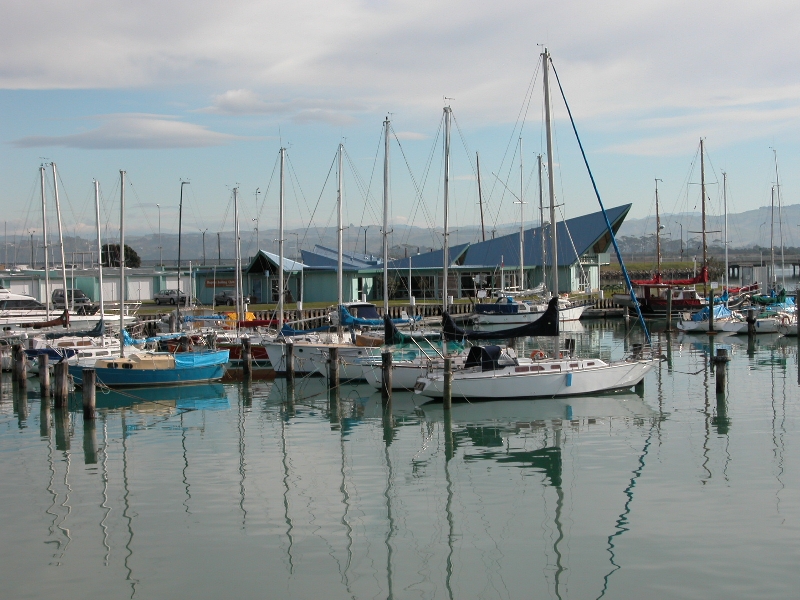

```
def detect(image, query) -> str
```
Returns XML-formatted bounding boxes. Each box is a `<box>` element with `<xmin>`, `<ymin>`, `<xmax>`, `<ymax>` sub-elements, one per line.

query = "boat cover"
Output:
<box><xmin>44</xmin><ymin>318</ymin><xmax>104</xmax><ymax>339</ymax></box>
<box><xmin>691</xmin><ymin>304</ymin><xmax>732</xmax><ymax>321</ymax></box>
<box><xmin>443</xmin><ymin>298</ymin><xmax>560</xmax><ymax>341</ymax></box>
<box><xmin>464</xmin><ymin>346</ymin><xmax>504</xmax><ymax>371</ymax></box>
<box><xmin>340</xmin><ymin>304</ymin><xmax>419</xmax><ymax>327</ymax></box>
<box><xmin>174</xmin><ymin>350</ymin><xmax>230</xmax><ymax>368</ymax></box>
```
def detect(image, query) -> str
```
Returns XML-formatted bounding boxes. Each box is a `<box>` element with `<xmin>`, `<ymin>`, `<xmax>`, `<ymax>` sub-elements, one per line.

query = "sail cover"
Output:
<box><xmin>443</xmin><ymin>297</ymin><xmax>560</xmax><ymax>341</ymax></box>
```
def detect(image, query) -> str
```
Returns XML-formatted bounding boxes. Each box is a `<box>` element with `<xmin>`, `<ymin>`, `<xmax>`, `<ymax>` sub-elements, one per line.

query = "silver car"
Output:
<box><xmin>153</xmin><ymin>289</ymin><xmax>188</xmax><ymax>305</ymax></box>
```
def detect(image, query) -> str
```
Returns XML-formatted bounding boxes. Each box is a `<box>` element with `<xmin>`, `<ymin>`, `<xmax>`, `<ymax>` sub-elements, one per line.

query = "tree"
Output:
<box><xmin>102</xmin><ymin>244</ymin><xmax>141</xmax><ymax>268</ymax></box>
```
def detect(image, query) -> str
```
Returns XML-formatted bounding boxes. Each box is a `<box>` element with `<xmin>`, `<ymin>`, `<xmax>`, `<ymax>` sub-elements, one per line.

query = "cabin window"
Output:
<box><xmin>586</xmin><ymin>362</ymin><xmax>595</xmax><ymax>366</ymax></box>
<box><xmin>122</xmin><ymin>364</ymin><xmax>133</xmax><ymax>369</ymax></box>
<box><xmin>515</xmin><ymin>366</ymin><xmax>530</xmax><ymax>373</ymax></box>
<box><xmin>550</xmin><ymin>365</ymin><xmax>561</xmax><ymax>371</ymax></box>
<box><xmin>569</xmin><ymin>363</ymin><xmax>579</xmax><ymax>368</ymax></box>
<box><xmin>531</xmin><ymin>365</ymin><xmax>544</xmax><ymax>372</ymax></box>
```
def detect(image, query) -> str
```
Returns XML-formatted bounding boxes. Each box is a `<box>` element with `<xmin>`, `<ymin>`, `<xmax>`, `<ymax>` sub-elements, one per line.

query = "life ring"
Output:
<box><xmin>530</xmin><ymin>350</ymin><xmax>546</xmax><ymax>360</ymax></box>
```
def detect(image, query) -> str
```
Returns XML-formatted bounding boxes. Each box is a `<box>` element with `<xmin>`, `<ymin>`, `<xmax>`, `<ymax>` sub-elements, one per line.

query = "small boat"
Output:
<box><xmin>472</xmin><ymin>295</ymin><xmax>587</xmax><ymax>325</ymax></box>
<box><xmin>69</xmin><ymin>349</ymin><xmax>230</xmax><ymax>387</ymax></box>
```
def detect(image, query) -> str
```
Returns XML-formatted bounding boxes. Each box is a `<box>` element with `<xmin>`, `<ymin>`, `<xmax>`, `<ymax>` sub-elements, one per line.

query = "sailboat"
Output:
<box><xmin>69</xmin><ymin>171</ymin><xmax>229</xmax><ymax>387</ymax></box>
<box><xmin>415</xmin><ymin>48</ymin><xmax>657</xmax><ymax>400</ymax></box>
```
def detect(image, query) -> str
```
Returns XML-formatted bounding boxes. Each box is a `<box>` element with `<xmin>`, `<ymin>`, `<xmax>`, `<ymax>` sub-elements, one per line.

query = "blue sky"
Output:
<box><xmin>2</xmin><ymin>0</ymin><xmax>800</xmax><ymax>249</ymax></box>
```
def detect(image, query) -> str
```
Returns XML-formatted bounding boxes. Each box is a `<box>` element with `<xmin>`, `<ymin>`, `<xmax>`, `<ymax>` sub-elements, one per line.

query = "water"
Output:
<box><xmin>1</xmin><ymin>325</ymin><xmax>799</xmax><ymax>599</ymax></box>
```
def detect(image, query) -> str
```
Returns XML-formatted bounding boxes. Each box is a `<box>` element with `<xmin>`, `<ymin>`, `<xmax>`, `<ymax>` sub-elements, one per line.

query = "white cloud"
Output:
<box><xmin>394</xmin><ymin>131</ymin><xmax>429</xmax><ymax>140</ymax></box>
<box><xmin>12</xmin><ymin>114</ymin><xmax>241</xmax><ymax>149</ymax></box>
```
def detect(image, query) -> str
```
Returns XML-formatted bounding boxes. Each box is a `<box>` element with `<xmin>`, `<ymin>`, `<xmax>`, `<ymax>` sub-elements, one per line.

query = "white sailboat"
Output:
<box><xmin>415</xmin><ymin>48</ymin><xmax>657</xmax><ymax>400</ymax></box>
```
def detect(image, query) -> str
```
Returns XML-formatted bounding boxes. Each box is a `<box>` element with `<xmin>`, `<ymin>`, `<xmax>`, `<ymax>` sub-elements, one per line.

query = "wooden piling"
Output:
<box><xmin>713</xmin><ymin>348</ymin><xmax>729</xmax><ymax>394</ymax></box>
<box><xmin>14</xmin><ymin>344</ymin><xmax>27</xmax><ymax>387</ymax></box>
<box><xmin>443</xmin><ymin>357</ymin><xmax>453</xmax><ymax>410</ymax></box>
<box><xmin>328</xmin><ymin>346</ymin><xmax>339</xmax><ymax>390</ymax></box>
<box><xmin>708</xmin><ymin>293</ymin><xmax>715</xmax><ymax>332</ymax></box>
<box><xmin>82</xmin><ymin>368</ymin><xmax>96</xmax><ymax>420</ymax></box>
<box><xmin>747</xmin><ymin>308</ymin><xmax>756</xmax><ymax>337</ymax></box>
<box><xmin>381</xmin><ymin>351</ymin><xmax>392</xmax><ymax>400</ymax></box>
<box><xmin>241</xmin><ymin>336</ymin><xmax>252</xmax><ymax>379</ymax></box>
<box><xmin>285</xmin><ymin>340</ymin><xmax>295</xmax><ymax>380</ymax></box>
<box><xmin>665</xmin><ymin>287</ymin><xmax>673</xmax><ymax>331</ymax></box>
<box><xmin>11</xmin><ymin>344</ymin><xmax>20</xmax><ymax>382</ymax></box>
<box><xmin>53</xmin><ymin>361</ymin><xmax>69</xmax><ymax>408</ymax></box>
<box><xmin>38</xmin><ymin>354</ymin><xmax>50</xmax><ymax>396</ymax></box>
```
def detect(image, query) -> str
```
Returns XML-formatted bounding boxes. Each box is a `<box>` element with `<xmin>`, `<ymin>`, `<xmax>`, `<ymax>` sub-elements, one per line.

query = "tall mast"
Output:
<box><xmin>94</xmin><ymin>179</ymin><xmax>105</xmax><ymax>343</ymax></box>
<box><xmin>655</xmin><ymin>178</ymin><xmax>662</xmax><ymax>276</ymax></box>
<box><xmin>382</xmin><ymin>117</ymin><xmax>390</xmax><ymax>314</ymax></box>
<box><xmin>337</xmin><ymin>142</ymin><xmax>344</xmax><ymax>311</ymax></box>
<box><xmin>700</xmin><ymin>138</ymin><xmax>707</xmax><ymax>300</ymax></box>
<box><xmin>542</xmin><ymin>48</ymin><xmax>559</xmax><ymax>357</ymax></box>
<box><xmin>52</xmin><ymin>163</ymin><xmax>69</xmax><ymax>314</ymax></box>
<box><xmin>518</xmin><ymin>137</ymin><xmax>525</xmax><ymax>293</ymax></box>
<box><xmin>177</xmin><ymin>181</ymin><xmax>188</xmax><ymax>328</ymax></box>
<box><xmin>722</xmin><ymin>171</ymin><xmax>728</xmax><ymax>305</ymax></box>
<box><xmin>443</xmin><ymin>106</ymin><xmax>452</xmax><ymax>314</ymax></box>
<box><xmin>477</xmin><ymin>152</ymin><xmax>486</xmax><ymax>242</ymax></box>
<box><xmin>40</xmin><ymin>166</ymin><xmax>50</xmax><ymax>319</ymax></box>
<box><xmin>538</xmin><ymin>154</ymin><xmax>546</xmax><ymax>289</ymax></box>
<box><xmin>119</xmin><ymin>170</ymin><xmax>126</xmax><ymax>358</ymax></box>
<box><xmin>770</xmin><ymin>185</ymin><xmax>776</xmax><ymax>289</ymax></box>
<box><xmin>774</xmin><ymin>148</ymin><xmax>785</xmax><ymax>290</ymax></box>
<box><xmin>278</xmin><ymin>148</ymin><xmax>285</xmax><ymax>329</ymax></box>
<box><xmin>233</xmin><ymin>187</ymin><xmax>242</xmax><ymax>323</ymax></box>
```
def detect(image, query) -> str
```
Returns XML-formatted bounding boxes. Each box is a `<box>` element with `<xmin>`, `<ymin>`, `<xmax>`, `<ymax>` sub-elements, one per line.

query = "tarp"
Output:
<box><xmin>691</xmin><ymin>304</ymin><xmax>732</xmax><ymax>322</ymax></box>
<box><xmin>174</xmin><ymin>350</ymin><xmax>230</xmax><ymax>369</ymax></box>
<box><xmin>443</xmin><ymin>298</ymin><xmax>560</xmax><ymax>341</ymax></box>
<box><xmin>124</xmin><ymin>330</ymin><xmax>187</xmax><ymax>346</ymax></box>
<box><xmin>464</xmin><ymin>346</ymin><xmax>504</xmax><ymax>371</ymax></box>
<box><xmin>340</xmin><ymin>305</ymin><xmax>418</xmax><ymax>328</ymax></box>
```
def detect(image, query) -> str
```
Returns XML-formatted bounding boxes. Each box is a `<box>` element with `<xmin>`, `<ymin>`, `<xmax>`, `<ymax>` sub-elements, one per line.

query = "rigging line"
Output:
<box><xmin>124</xmin><ymin>175</ymin><xmax>156</xmax><ymax>236</ymax></box>
<box><xmin>556</xmin><ymin>204</ymin><xmax>588</xmax><ymax>284</ymax></box>
<box><xmin>219</xmin><ymin>189</ymin><xmax>233</xmax><ymax>233</ymax></box>
<box><xmin>295</xmin><ymin>149</ymin><xmax>338</xmax><ymax>249</ymax></box>
<box><xmin>53</xmin><ymin>166</ymin><xmax>81</xmax><ymax>229</ymax></box>
<box><xmin>258</xmin><ymin>153</ymin><xmax>280</xmax><ymax>221</ymax></box>
<box><xmin>353</xmin><ymin>125</ymin><xmax>385</xmax><ymax>253</ymax></box>
<box><xmin>550</xmin><ymin>58</ymin><xmax>651</xmax><ymax>346</ymax></box>
<box><xmin>487</xmin><ymin>57</ymin><xmax>543</xmax><ymax>230</ymax></box>
<box><xmin>343</xmin><ymin>147</ymin><xmax>382</xmax><ymax>227</ymax></box>
<box><xmin>392</xmin><ymin>119</ymin><xmax>442</xmax><ymax>246</ymax></box>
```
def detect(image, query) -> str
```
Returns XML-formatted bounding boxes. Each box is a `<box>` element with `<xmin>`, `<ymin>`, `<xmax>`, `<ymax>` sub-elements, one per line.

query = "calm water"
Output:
<box><xmin>2</xmin><ymin>324</ymin><xmax>799</xmax><ymax>600</ymax></box>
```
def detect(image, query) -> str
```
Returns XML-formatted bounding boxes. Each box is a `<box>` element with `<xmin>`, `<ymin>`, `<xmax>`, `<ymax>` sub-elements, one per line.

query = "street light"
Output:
<box><xmin>29</xmin><ymin>229</ymin><xmax>35</xmax><ymax>268</ymax></box>
<box><xmin>156</xmin><ymin>203</ymin><xmax>162</xmax><ymax>268</ymax></box>
<box><xmin>674</xmin><ymin>221</ymin><xmax>684</xmax><ymax>262</ymax></box>
<box><xmin>360</xmin><ymin>226</ymin><xmax>369</xmax><ymax>255</ymax></box>
<box><xmin>201</xmin><ymin>228</ymin><xmax>208</xmax><ymax>266</ymax></box>
<box><xmin>252</xmin><ymin>218</ymin><xmax>259</xmax><ymax>253</ymax></box>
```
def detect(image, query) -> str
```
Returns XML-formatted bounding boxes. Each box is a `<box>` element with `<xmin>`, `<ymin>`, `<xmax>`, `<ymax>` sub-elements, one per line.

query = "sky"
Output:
<box><xmin>2</xmin><ymin>0</ymin><xmax>800</xmax><ymax>252</ymax></box>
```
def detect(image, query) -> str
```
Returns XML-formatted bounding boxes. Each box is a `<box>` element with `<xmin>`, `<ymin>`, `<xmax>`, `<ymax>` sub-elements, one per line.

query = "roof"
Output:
<box><xmin>244</xmin><ymin>250</ymin><xmax>304</xmax><ymax>274</ymax></box>
<box><xmin>460</xmin><ymin>204</ymin><xmax>630</xmax><ymax>268</ymax></box>
<box><xmin>388</xmin><ymin>243</ymin><xmax>470</xmax><ymax>270</ymax></box>
<box><xmin>301</xmin><ymin>245</ymin><xmax>381</xmax><ymax>271</ymax></box>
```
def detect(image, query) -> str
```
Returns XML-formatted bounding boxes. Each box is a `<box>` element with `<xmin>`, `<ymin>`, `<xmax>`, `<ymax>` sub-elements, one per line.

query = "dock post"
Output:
<box><xmin>713</xmin><ymin>348</ymin><xmax>729</xmax><ymax>394</ymax></box>
<box><xmin>328</xmin><ymin>347</ymin><xmax>339</xmax><ymax>390</ymax></box>
<box><xmin>11</xmin><ymin>344</ymin><xmax>20</xmax><ymax>382</ymax></box>
<box><xmin>168</xmin><ymin>313</ymin><xmax>177</xmax><ymax>333</ymax></box>
<box><xmin>53</xmin><ymin>361</ymin><xmax>69</xmax><ymax>408</ymax></box>
<box><xmin>747</xmin><ymin>308</ymin><xmax>756</xmax><ymax>337</ymax></box>
<box><xmin>82</xmin><ymin>369</ymin><xmax>96</xmax><ymax>420</ymax></box>
<box><xmin>443</xmin><ymin>357</ymin><xmax>453</xmax><ymax>410</ymax></box>
<box><xmin>285</xmin><ymin>339</ymin><xmax>295</xmax><ymax>381</ymax></box>
<box><xmin>38</xmin><ymin>354</ymin><xmax>50</xmax><ymax>396</ymax></box>
<box><xmin>381</xmin><ymin>350</ymin><xmax>392</xmax><ymax>400</ymax></box>
<box><xmin>14</xmin><ymin>345</ymin><xmax>27</xmax><ymax>387</ymax></box>
<box><xmin>708</xmin><ymin>293</ymin><xmax>715</xmax><ymax>332</ymax></box>
<box><xmin>665</xmin><ymin>288</ymin><xmax>673</xmax><ymax>332</ymax></box>
<box><xmin>241</xmin><ymin>336</ymin><xmax>252</xmax><ymax>379</ymax></box>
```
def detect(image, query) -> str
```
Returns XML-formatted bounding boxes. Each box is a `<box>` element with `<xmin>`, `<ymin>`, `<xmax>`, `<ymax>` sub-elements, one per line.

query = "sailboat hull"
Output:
<box><xmin>415</xmin><ymin>359</ymin><xmax>656</xmax><ymax>400</ymax></box>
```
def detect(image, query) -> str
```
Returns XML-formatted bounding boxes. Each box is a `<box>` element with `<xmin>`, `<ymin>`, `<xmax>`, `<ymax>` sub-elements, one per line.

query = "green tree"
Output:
<box><xmin>101</xmin><ymin>244</ymin><xmax>141</xmax><ymax>268</ymax></box>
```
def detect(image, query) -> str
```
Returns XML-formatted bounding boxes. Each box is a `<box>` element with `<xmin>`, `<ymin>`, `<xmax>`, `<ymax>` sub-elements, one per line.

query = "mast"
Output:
<box><xmin>700</xmin><ymin>138</ymin><xmax>708</xmax><ymax>300</ymax></box>
<box><xmin>774</xmin><ymin>149</ymin><xmax>785</xmax><ymax>290</ymax></box>
<box><xmin>94</xmin><ymin>180</ymin><xmax>105</xmax><ymax>344</ymax></box>
<box><xmin>518</xmin><ymin>137</ymin><xmax>525</xmax><ymax>293</ymax></box>
<box><xmin>337</xmin><ymin>143</ymin><xmax>344</xmax><ymax>312</ymax></box>
<box><xmin>722</xmin><ymin>172</ymin><xmax>729</xmax><ymax>305</ymax></box>
<box><xmin>233</xmin><ymin>187</ymin><xmax>242</xmax><ymax>323</ymax></box>
<box><xmin>119</xmin><ymin>170</ymin><xmax>126</xmax><ymax>358</ymax></box>
<box><xmin>383</xmin><ymin>117</ymin><xmax>390</xmax><ymax>314</ymax></box>
<box><xmin>477</xmin><ymin>152</ymin><xmax>486</xmax><ymax>242</ymax></box>
<box><xmin>177</xmin><ymin>181</ymin><xmax>188</xmax><ymax>328</ymax></box>
<box><xmin>542</xmin><ymin>48</ymin><xmax>559</xmax><ymax>356</ymax></box>
<box><xmin>52</xmin><ymin>163</ymin><xmax>70</xmax><ymax>314</ymax></box>
<box><xmin>538</xmin><ymin>154</ymin><xmax>546</xmax><ymax>290</ymax></box>
<box><xmin>770</xmin><ymin>185</ymin><xmax>776</xmax><ymax>290</ymax></box>
<box><xmin>279</xmin><ymin>148</ymin><xmax>285</xmax><ymax>329</ymax></box>
<box><xmin>40</xmin><ymin>166</ymin><xmax>50</xmax><ymax>319</ymax></box>
<box><xmin>442</xmin><ymin>106</ymin><xmax>452</xmax><ymax>315</ymax></box>
<box><xmin>655</xmin><ymin>178</ymin><xmax>662</xmax><ymax>276</ymax></box>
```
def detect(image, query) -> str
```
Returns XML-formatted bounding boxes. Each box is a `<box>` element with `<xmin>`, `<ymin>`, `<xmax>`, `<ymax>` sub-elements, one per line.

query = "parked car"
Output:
<box><xmin>52</xmin><ymin>288</ymin><xmax>92</xmax><ymax>310</ymax></box>
<box><xmin>214</xmin><ymin>290</ymin><xmax>249</xmax><ymax>306</ymax></box>
<box><xmin>153</xmin><ymin>289</ymin><xmax>188</xmax><ymax>305</ymax></box>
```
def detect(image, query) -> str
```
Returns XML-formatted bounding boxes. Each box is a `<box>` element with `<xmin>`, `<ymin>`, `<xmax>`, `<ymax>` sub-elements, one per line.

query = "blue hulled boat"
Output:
<box><xmin>69</xmin><ymin>349</ymin><xmax>230</xmax><ymax>388</ymax></box>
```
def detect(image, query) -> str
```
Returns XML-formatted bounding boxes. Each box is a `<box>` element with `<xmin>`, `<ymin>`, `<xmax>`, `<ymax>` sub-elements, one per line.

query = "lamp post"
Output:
<box><xmin>201</xmin><ymin>228</ymin><xmax>207</xmax><ymax>266</ymax></box>
<box><xmin>29</xmin><ymin>229</ymin><xmax>35</xmax><ymax>268</ymax></box>
<box><xmin>217</xmin><ymin>232</ymin><xmax>221</xmax><ymax>265</ymax></box>
<box><xmin>156</xmin><ymin>203</ymin><xmax>162</xmax><ymax>268</ymax></box>
<box><xmin>674</xmin><ymin>222</ymin><xmax>684</xmax><ymax>262</ymax></box>
<box><xmin>361</xmin><ymin>226</ymin><xmax>368</xmax><ymax>255</ymax></box>
<box><xmin>252</xmin><ymin>218</ymin><xmax>259</xmax><ymax>253</ymax></box>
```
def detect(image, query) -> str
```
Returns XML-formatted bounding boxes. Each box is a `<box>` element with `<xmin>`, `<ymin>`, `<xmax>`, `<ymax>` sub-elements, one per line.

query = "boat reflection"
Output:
<box><xmin>78</xmin><ymin>383</ymin><xmax>230</xmax><ymax>412</ymax></box>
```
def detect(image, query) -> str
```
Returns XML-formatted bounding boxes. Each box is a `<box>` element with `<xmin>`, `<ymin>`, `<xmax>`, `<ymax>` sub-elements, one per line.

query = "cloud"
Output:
<box><xmin>12</xmin><ymin>114</ymin><xmax>242</xmax><ymax>149</ymax></box>
<box><xmin>394</xmin><ymin>131</ymin><xmax>428</xmax><ymax>140</ymax></box>
<box><xmin>291</xmin><ymin>109</ymin><xmax>356</xmax><ymax>126</ymax></box>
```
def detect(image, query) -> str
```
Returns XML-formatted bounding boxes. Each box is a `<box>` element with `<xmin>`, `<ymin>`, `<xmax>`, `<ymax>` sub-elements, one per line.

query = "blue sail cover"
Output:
<box><xmin>123</xmin><ymin>330</ymin><xmax>189</xmax><ymax>346</ymax></box>
<box><xmin>174</xmin><ymin>350</ymin><xmax>230</xmax><ymax>369</ymax></box>
<box><xmin>339</xmin><ymin>305</ymin><xmax>418</xmax><ymax>327</ymax></box>
<box><xmin>691</xmin><ymin>304</ymin><xmax>732</xmax><ymax>322</ymax></box>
